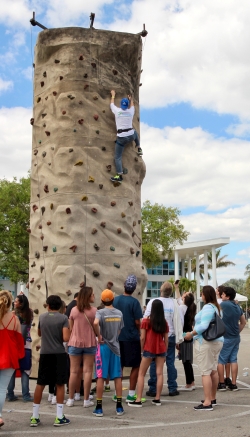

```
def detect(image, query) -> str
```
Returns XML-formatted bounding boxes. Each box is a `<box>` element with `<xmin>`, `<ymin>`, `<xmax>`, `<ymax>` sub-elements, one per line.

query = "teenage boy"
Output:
<box><xmin>113</xmin><ymin>275</ymin><xmax>145</xmax><ymax>403</ymax></box>
<box><xmin>93</xmin><ymin>289</ymin><xmax>124</xmax><ymax>417</ymax></box>
<box><xmin>30</xmin><ymin>295</ymin><xmax>70</xmax><ymax>427</ymax></box>
<box><xmin>217</xmin><ymin>287</ymin><xmax>246</xmax><ymax>391</ymax></box>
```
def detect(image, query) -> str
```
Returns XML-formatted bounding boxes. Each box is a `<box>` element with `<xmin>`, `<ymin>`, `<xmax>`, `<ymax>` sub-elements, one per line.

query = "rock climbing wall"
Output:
<box><xmin>29</xmin><ymin>27</ymin><xmax>147</xmax><ymax>372</ymax></box>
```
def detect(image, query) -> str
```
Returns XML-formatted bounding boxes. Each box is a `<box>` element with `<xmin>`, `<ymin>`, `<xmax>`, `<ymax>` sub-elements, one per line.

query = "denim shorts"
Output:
<box><xmin>68</xmin><ymin>346</ymin><xmax>96</xmax><ymax>356</ymax></box>
<box><xmin>143</xmin><ymin>350</ymin><xmax>166</xmax><ymax>358</ymax></box>
<box><xmin>218</xmin><ymin>337</ymin><xmax>240</xmax><ymax>364</ymax></box>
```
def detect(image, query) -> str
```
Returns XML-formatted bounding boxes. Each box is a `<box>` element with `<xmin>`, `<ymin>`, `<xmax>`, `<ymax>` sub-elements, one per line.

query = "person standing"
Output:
<box><xmin>110</xmin><ymin>90</ymin><xmax>143</xmax><ymax>183</ymax></box>
<box><xmin>0</xmin><ymin>290</ymin><xmax>25</xmax><ymax>428</ymax></box>
<box><xmin>66</xmin><ymin>292</ymin><xmax>78</xmax><ymax>318</ymax></box>
<box><xmin>113</xmin><ymin>275</ymin><xmax>144</xmax><ymax>403</ymax></box>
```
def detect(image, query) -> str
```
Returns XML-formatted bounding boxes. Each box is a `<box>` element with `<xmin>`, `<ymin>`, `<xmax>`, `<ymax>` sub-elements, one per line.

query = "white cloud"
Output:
<box><xmin>22</xmin><ymin>66</ymin><xmax>33</xmax><ymax>80</ymax></box>
<box><xmin>0</xmin><ymin>0</ymin><xmax>32</xmax><ymax>28</ymax></box>
<box><xmin>0</xmin><ymin>78</ymin><xmax>13</xmax><ymax>93</ymax></box>
<box><xmin>227</xmin><ymin>122</ymin><xmax>250</xmax><ymax>138</ymax></box>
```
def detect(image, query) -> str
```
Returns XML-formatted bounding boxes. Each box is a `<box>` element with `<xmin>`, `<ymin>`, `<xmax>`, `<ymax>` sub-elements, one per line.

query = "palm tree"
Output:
<box><xmin>179</xmin><ymin>277</ymin><xmax>196</xmax><ymax>293</ymax></box>
<box><xmin>244</xmin><ymin>264</ymin><xmax>250</xmax><ymax>277</ymax></box>
<box><xmin>184</xmin><ymin>257</ymin><xmax>211</xmax><ymax>280</ymax></box>
<box><xmin>206</xmin><ymin>248</ymin><xmax>235</xmax><ymax>270</ymax></box>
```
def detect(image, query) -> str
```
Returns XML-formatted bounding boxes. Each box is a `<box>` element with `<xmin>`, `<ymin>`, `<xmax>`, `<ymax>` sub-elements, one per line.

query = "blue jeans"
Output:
<box><xmin>7</xmin><ymin>370</ymin><xmax>31</xmax><ymax>400</ymax></box>
<box><xmin>0</xmin><ymin>368</ymin><xmax>14</xmax><ymax>416</ymax></box>
<box><xmin>114</xmin><ymin>130</ymin><xmax>140</xmax><ymax>174</ymax></box>
<box><xmin>148</xmin><ymin>335</ymin><xmax>178</xmax><ymax>393</ymax></box>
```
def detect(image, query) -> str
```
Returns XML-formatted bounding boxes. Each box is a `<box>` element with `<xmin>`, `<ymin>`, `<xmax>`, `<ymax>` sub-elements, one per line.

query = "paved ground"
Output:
<box><xmin>1</xmin><ymin>328</ymin><xmax>250</xmax><ymax>437</ymax></box>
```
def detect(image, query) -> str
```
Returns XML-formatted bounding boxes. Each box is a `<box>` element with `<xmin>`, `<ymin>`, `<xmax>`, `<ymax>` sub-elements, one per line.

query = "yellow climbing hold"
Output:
<box><xmin>88</xmin><ymin>176</ymin><xmax>95</xmax><ymax>183</ymax></box>
<box><xmin>82</xmin><ymin>195</ymin><xmax>88</xmax><ymax>201</ymax></box>
<box><xmin>74</xmin><ymin>161</ymin><xmax>83</xmax><ymax>166</ymax></box>
<box><xmin>50</xmin><ymin>203</ymin><xmax>53</xmax><ymax>210</ymax></box>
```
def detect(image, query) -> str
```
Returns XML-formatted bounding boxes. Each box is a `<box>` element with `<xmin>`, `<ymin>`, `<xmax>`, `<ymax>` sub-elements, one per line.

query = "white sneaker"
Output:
<box><xmin>51</xmin><ymin>396</ymin><xmax>57</xmax><ymax>405</ymax></box>
<box><xmin>66</xmin><ymin>399</ymin><xmax>74</xmax><ymax>407</ymax></box>
<box><xmin>89</xmin><ymin>394</ymin><xmax>93</xmax><ymax>400</ymax></box>
<box><xmin>83</xmin><ymin>400</ymin><xmax>94</xmax><ymax>408</ymax></box>
<box><xmin>178</xmin><ymin>386</ymin><xmax>195</xmax><ymax>391</ymax></box>
<box><xmin>48</xmin><ymin>393</ymin><xmax>54</xmax><ymax>402</ymax></box>
<box><xmin>74</xmin><ymin>393</ymin><xmax>81</xmax><ymax>401</ymax></box>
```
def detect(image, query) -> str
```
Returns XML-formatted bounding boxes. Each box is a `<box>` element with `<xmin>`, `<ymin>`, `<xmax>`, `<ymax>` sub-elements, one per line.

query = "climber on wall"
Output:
<box><xmin>110</xmin><ymin>90</ymin><xmax>143</xmax><ymax>183</ymax></box>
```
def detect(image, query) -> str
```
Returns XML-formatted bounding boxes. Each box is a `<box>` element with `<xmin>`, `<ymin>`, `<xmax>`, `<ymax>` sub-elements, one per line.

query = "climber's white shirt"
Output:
<box><xmin>110</xmin><ymin>103</ymin><xmax>135</xmax><ymax>137</ymax></box>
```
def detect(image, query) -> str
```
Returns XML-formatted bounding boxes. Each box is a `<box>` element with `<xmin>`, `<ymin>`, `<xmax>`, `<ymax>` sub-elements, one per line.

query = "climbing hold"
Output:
<box><xmin>73</xmin><ymin>129</ymin><xmax>77</xmax><ymax>132</ymax></box>
<box><xmin>48</xmin><ymin>162</ymin><xmax>51</xmax><ymax>166</ymax></box>
<box><xmin>34</xmin><ymin>149</ymin><xmax>38</xmax><ymax>155</ymax></box>
<box><xmin>42</xmin><ymin>113</ymin><xmax>47</xmax><ymax>118</ymax></box>
<box><xmin>133</xmin><ymin>221</ymin><xmax>136</xmax><ymax>226</ymax></box>
<box><xmin>96</xmin><ymin>130</ymin><xmax>99</xmax><ymax>134</ymax></box>
<box><xmin>94</xmin><ymin>243</ymin><xmax>100</xmax><ymax>251</ymax></box>
<box><xmin>31</xmin><ymin>262</ymin><xmax>36</xmax><ymax>267</ymax></box>
<box><xmin>130</xmin><ymin>248</ymin><xmax>135</xmax><ymax>254</ymax></box>
<box><xmin>107</xmin><ymin>281</ymin><xmax>113</xmax><ymax>289</ymax></box>
<box><xmin>54</xmin><ymin>59</ymin><xmax>60</xmax><ymax>63</ymax></box>
<box><xmin>27</xmin><ymin>228</ymin><xmax>31</xmax><ymax>233</ymax></box>
<box><xmin>26</xmin><ymin>283</ymin><xmax>29</xmax><ymax>289</ymax></box>
<box><xmin>100</xmin><ymin>221</ymin><xmax>106</xmax><ymax>227</ymax></box>
<box><xmin>92</xmin><ymin>228</ymin><xmax>97</xmax><ymax>234</ymax></box>
<box><xmin>84</xmin><ymin>84</ymin><xmax>89</xmax><ymax>90</ymax></box>
<box><xmin>74</xmin><ymin>160</ymin><xmax>83</xmax><ymax>166</ymax></box>
<box><xmin>32</xmin><ymin>205</ymin><xmax>38</xmax><ymax>212</ymax></box>
<box><xmin>38</xmin><ymin>140</ymin><xmax>42</xmax><ymax>144</ymax></box>
<box><xmin>66</xmin><ymin>207</ymin><xmax>71</xmax><ymax>214</ymax></box>
<box><xmin>117</xmin><ymin>228</ymin><xmax>122</xmax><ymax>234</ymax></box>
<box><xmin>53</xmin><ymin>91</ymin><xmax>57</xmax><ymax>96</ymax></box>
<box><xmin>40</xmin><ymin>234</ymin><xmax>44</xmax><ymax>240</ymax></box>
<box><xmin>136</xmin><ymin>251</ymin><xmax>140</xmax><ymax>257</ymax></box>
<box><xmin>50</xmin><ymin>203</ymin><xmax>53</xmax><ymax>210</ymax></box>
<box><xmin>128</xmin><ymin>201</ymin><xmax>133</xmax><ymax>206</ymax></box>
<box><xmin>93</xmin><ymin>114</ymin><xmax>99</xmax><ymax>121</ymax></box>
<box><xmin>114</xmin><ymin>263</ymin><xmax>120</xmax><ymax>268</ymax></box>
<box><xmin>37</xmin><ymin>97</ymin><xmax>41</xmax><ymax>103</ymax></box>
<box><xmin>60</xmin><ymin>76</ymin><xmax>63</xmax><ymax>80</ymax></box>
<box><xmin>60</xmin><ymin>227</ymin><xmax>64</xmax><ymax>229</ymax></box>
<box><xmin>35</xmin><ymin>251</ymin><xmax>40</xmax><ymax>259</ymax></box>
<box><xmin>78</xmin><ymin>119</ymin><xmax>84</xmax><ymax>125</ymax></box>
<box><xmin>132</xmin><ymin>231</ymin><xmax>135</xmax><ymax>237</ymax></box>
<box><xmin>52</xmin><ymin>247</ymin><xmax>57</xmax><ymax>252</ymax></box>
<box><xmin>44</xmin><ymin>184</ymin><xmax>49</xmax><ymax>193</ymax></box>
<box><xmin>79</xmin><ymin>101</ymin><xmax>83</xmax><ymax>104</ymax></box>
<box><xmin>138</xmin><ymin>219</ymin><xmax>141</xmax><ymax>224</ymax></box>
<box><xmin>47</xmin><ymin>221</ymin><xmax>51</xmax><ymax>226</ymax></box>
<box><xmin>88</xmin><ymin>176</ymin><xmax>95</xmax><ymax>183</ymax></box>
<box><xmin>43</xmin><ymin>246</ymin><xmax>48</xmax><ymax>252</ymax></box>
<box><xmin>112</xmin><ymin>69</ymin><xmax>118</xmax><ymax>75</ymax></box>
<box><xmin>43</xmin><ymin>71</ymin><xmax>46</xmax><ymax>77</ymax></box>
<box><xmin>62</xmin><ymin>110</ymin><xmax>66</xmax><ymax>115</ymax></box>
<box><xmin>30</xmin><ymin>118</ymin><xmax>34</xmax><ymax>125</ymax></box>
<box><xmin>136</xmin><ymin>181</ymin><xmax>139</xmax><ymax>185</ymax></box>
<box><xmin>54</xmin><ymin>187</ymin><xmax>58</xmax><ymax>192</ymax></box>
<box><xmin>139</xmin><ymin>83</ymin><xmax>142</xmax><ymax>87</ymax></box>
<box><xmin>93</xmin><ymin>95</ymin><xmax>98</xmax><ymax>100</ymax></box>
<box><xmin>101</xmin><ymin>147</ymin><xmax>106</xmax><ymax>151</ymax></box>
<box><xmin>31</xmin><ymin>323</ymin><xmax>36</xmax><ymax>327</ymax></box>
<box><xmin>34</xmin><ymin>308</ymin><xmax>39</xmax><ymax>314</ymax></box>
<box><xmin>45</xmin><ymin>96</ymin><xmax>48</xmax><ymax>100</ymax></box>
<box><xmin>41</xmin><ymin>206</ymin><xmax>45</xmax><ymax>215</ymax></box>
<box><xmin>51</xmin><ymin>147</ymin><xmax>54</xmax><ymax>150</ymax></box>
<box><xmin>93</xmin><ymin>270</ymin><xmax>99</xmax><ymax>277</ymax></box>
<box><xmin>41</xmin><ymin>81</ymin><xmax>44</xmax><ymax>87</ymax></box>
<box><xmin>66</xmin><ymin>290</ymin><xmax>72</xmax><ymax>296</ymax></box>
<box><xmin>43</xmin><ymin>123</ymin><xmax>46</xmax><ymax>128</ymax></box>
<box><xmin>128</xmin><ymin>72</ymin><xmax>131</xmax><ymax>76</ymax></box>
<box><xmin>37</xmin><ymin>194</ymin><xmax>40</xmax><ymax>198</ymax></box>
<box><xmin>81</xmin><ymin>195</ymin><xmax>88</xmax><ymax>201</ymax></box>
<box><xmin>83</xmin><ymin>73</ymin><xmax>88</xmax><ymax>78</ymax></box>
<box><xmin>79</xmin><ymin>281</ymin><xmax>85</xmax><ymax>287</ymax></box>
<box><xmin>134</xmin><ymin>157</ymin><xmax>138</xmax><ymax>162</ymax></box>
<box><xmin>102</xmin><ymin>109</ymin><xmax>105</xmax><ymax>113</ymax></box>
<box><xmin>137</xmin><ymin>117</ymin><xmax>140</xmax><ymax>122</ymax></box>
<box><xmin>38</xmin><ymin>224</ymin><xmax>42</xmax><ymax>229</ymax></box>
<box><xmin>79</xmin><ymin>55</ymin><xmax>84</xmax><ymax>60</ymax></box>
<box><xmin>91</xmin><ymin>207</ymin><xmax>97</xmax><ymax>213</ymax></box>
<box><xmin>42</xmin><ymin>151</ymin><xmax>46</xmax><ymax>157</ymax></box>
<box><xmin>110</xmin><ymin>246</ymin><xmax>115</xmax><ymax>251</ymax></box>
<box><xmin>40</xmin><ymin>265</ymin><xmax>44</xmax><ymax>272</ymax></box>
<box><xmin>138</xmin><ymin>242</ymin><xmax>141</xmax><ymax>247</ymax></box>
<box><xmin>121</xmin><ymin>212</ymin><xmax>126</xmax><ymax>218</ymax></box>
<box><xmin>34</xmin><ymin>163</ymin><xmax>37</xmax><ymax>166</ymax></box>
<box><xmin>123</xmin><ymin>168</ymin><xmax>128</xmax><ymax>174</ymax></box>
<box><xmin>67</xmin><ymin>94</ymin><xmax>74</xmax><ymax>99</ymax></box>
<box><xmin>69</xmin><ymin>148</ymin><xmax>74</xmax><ymax>152</ymax></box>
<box><xmin>99</xmin><ymin>184</ymin><xmax>103</xmax><ymax>189</ymax></box>
<box><xmin>106</xmin><ymin>165</ymin><xmax>112</xmax><ymax>172</ymax></box>
<box><xmin>69</xmin><ymin>245</ymin><xmax>77</xmax><ymax>252</ymax></box>
<box><xmin>111</xmin><ymin>201</ymin><xmax>116</xmax><ymax>206</ymax></box>
<box><xmin>91</xmin><ymin>62</ymin><xmax>96</xmax><ymax>68</ymax></box>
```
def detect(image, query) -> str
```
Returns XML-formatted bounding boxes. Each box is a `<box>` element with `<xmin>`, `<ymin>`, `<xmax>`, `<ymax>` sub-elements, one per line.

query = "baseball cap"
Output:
<box><xmin>124</xmin><ymin>274</ymin><xmax>137</xmax><ymax>292</ymax></box>
<box><xmin>101</xmin><ymin>289</ymin><xmax>114</xmax><ymax>302</ymax></box>
<box><xmin>120</xmin><ymin>98</ymin><xmax>129</xmax><ymax>110</ymax></box>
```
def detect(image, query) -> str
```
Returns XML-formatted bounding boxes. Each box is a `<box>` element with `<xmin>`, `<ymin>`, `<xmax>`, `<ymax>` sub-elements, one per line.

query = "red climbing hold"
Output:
<box><xmin>79</xmin><ymin>55</ymin><xmax>84</xmax><ymax>60</ymax></box>
<box><xmin>30</xmin><ymin>118</ymin><xmax>34</xmax><ymax>125</ymax></box>
<box><xmin>41</xmin><ymin>81</ymin><xmax>44</xmax><ymax>87</ymax></box>
<box><xmin>45</xmin><ymin>131</ymin><xmax>50</xmax><ymax>136</ymax></box>
<box><xmin>40</xmin><ymin>235</ymin><xmax>44</xmax><ymax>240</ymax></box>
<box><xmin>78</xmin><ymin>119</ymin><xmax>84</xmax><ymax>124</ymax></box>
<box><xmin>91</xmin><ymin>62</ymin><xmax>96</xmax><ymax>68</ymax></box>
<box><xmin>30</xmin><ymin>278</ymin><xmax>34</xmax><ymax>283</ymax></box>
<box><xmin>111</xmin><ymin>201</ymin><xmax>116</xmax><ymax>206</ymax></box>
<box><xmin>112</xmin><ymin>69</ymin><xmax>118</xmax><ymax>75</ymax></box>
<box><xmin>47</xmin><ymin>221</ymin><xmax>51</xmax><ymax>226</ymax></box>
<box><xmin>92</xmin><ymin>228</ymin><xmax>98</xmax><ymax>234</ymax></box>
<box><xmin>100</xmin><ymin>222</ymin><xmax>106</xmax><ymax>227</ymax></box>
<box><xmin>44</xmin><ymin>184</ymin><xmax>49</xmax><ymax>193</ymax></box>
<box><xmin>69</xmin><ymin>245</ymin><xmax>77</xmax><ymax>252</ymax></box>
<box><xmin>84</xmin><ymin>84</ymin><xmax>89</xmax><ymax>90</ymax></box>
<box><xmin>32</xmin><ymin>205</ymin><xmax>38</xmax><ymax>212</ymax></box>
<box><xmin>34</xmin><ymin>149</ymin><xmax>38</xmax><ymax>155</ymax></box>
<box><xmin>93</xmin><ymin>114</ymin><xmax>99</xmax><ymax>121</ymax></box>
<box><xmin>62</xmin><ymin>110</ymin><xmax>66</xmax><ymax>115</ymax></box>
<box><xmin>27</xmin><ymin>228</ymin><xmax>31</xmax><ymax>233</ymax></box>
<box><xmin>38</xmin><ymin>224</ymin><xmax>42</xmax><ymax>229</ymax></box>
<box><xmin>66</xmin><ymin>208</ymin><xmax>71</xmax><ymax>214</ymax></box>
<box><xmin>106</xmin><ymin>165</ymin><xmax>111</xmax><ymax>172</ymax></box>
<box><xmin>91</xmin><ymin>208</ymin><xmax>97</xmax><ymax>213</ymax></box>
<box><xmin>53</xmin><ymin>91</ymin><xmax>57</xmax><ymax>96</ymax></box>
<box><xmin>117</xmin><ymin>228</ymin><xmax>122</xmax><ymax>234</ymax></box>
<box><xmin>130</xmin><ymin>248</ymin><xmax>135</xmax><ymax>254</ymax></box>
<box><xmin>107</xmin><ymin>281</ymin><xmax>113</xmax><ymax>289</ymax></box>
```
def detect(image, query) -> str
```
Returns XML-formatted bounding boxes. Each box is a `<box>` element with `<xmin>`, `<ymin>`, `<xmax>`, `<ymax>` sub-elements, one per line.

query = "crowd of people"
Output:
<box><xmin>0</xmin><ymin>276</ymin><xmax>247</xmax><ymax>428</ymax></box>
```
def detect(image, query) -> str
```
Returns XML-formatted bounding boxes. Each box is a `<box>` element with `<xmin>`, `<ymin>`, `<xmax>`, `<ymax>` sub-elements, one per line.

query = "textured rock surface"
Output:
<box><xmin>29</xmin><ymin>27</ymin><xmax>147</xmax><ymax>369</ymax></box>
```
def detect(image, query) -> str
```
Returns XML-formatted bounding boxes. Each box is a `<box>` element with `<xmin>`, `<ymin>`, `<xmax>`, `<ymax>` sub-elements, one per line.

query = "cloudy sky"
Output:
<box><xmin>0</xmin><ymin>0</ymin><xmax>249</xmax><ymax>285</ymax></box>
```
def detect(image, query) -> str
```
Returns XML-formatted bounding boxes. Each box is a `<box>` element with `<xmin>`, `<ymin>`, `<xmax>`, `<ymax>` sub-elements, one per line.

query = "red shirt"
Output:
<box><xmin>0</xmin><ymin>315</ymin><xmax>25</xmax><ymax>370</ymax></box>
<box><xmin>141</xmin><ymin>318</ymin><xmax>169</xmax><ymax>354</ymax></box>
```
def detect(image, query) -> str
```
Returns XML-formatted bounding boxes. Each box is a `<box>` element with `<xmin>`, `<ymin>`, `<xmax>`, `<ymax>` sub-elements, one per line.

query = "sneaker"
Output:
<box><xmin>7</xmin><ymin>395</ymin><xmax>18</xmax><ymax>402</ymax></box>
<box><xmin>51</xmin><ymin>396</ymin><xmax>57</xmax><ymax>405</ymax></box>
<box><xmin>74</xmin><ymin>393</ymin><xmax>81</xmax><ymax>401</ymax></box>
<box><xmin>110</xmin><ymin>174</ymin><xmax>123</xmax><ymax>183</ymax></box>
<box><xmin>92</xmin><ymin>407</ymin><xmax>103</xmax><ymax>417</ymax></box>
<box><xmin>104</xmin><ymin>385</ymin><xmax>111</xmax><ymax>392</ymax></box>
<box><xmin>125</xmin><ymin>395</ymin><xmax>146</xmax><ymax>403</ymax></box>
<box><xmin>169</xmin><ymin>390</ymin><xmax>179</xmax><ymax>396</ymax></box>
<box><xmin>84</xmin><ymin>400</ymin><xmax>94</xmax><ymax>408</ymax></box>
<box><xmin>217</xmin><ymin>382</ymin><xmax>227</xmax><ymax>391</ymax></box>
<box><xmin>178</xmin><ymin>386</ymin><xmax>195</xmax><ymax>391</ymax></box>
<box><xmin>194</xmin><ymin>403</ymin><xmax>213</xmax><ymax>411</ymax></box>
<box><xmin>151</xmin><ymin>399</ymin><xmax>161</xmax><ymax>406</ymax></box>
<box><xmin>89</xmin><ymin>394</ymin><xmax>94</xmax><ymax>400</ymax></box>
<box><xmin>228</xmin><ymin>383</ymin><xmax>239</xmax><ymax>391</ymax></box>
<box><xmin>30</xmin><ymin>417</ymin><xmax>40</xmax><ymax>427</ymax></box>
<box><xmin>128</xmin><ymin>401</ymin><xmax>142</xmax><ymax>408</ymax></box>
<box><xmin>54</xmin><ymin>415</ymin><xmax>70</xmax><ymax>426</ymax></box>
<box><xmin>224</xmin><ymin>377</ymin><xmax>232</xmax><ymax>386</ymax></box>
<box><xmin>201</xmin><ymin>399</ymin><xmax>217</xmax><ymax>406</ymax></box>
<box><xmin>48</xmin><ymin>393</ymin><xmax>54</xmax><ymax>402</ymax></box>
<box><xmin>116</xmin><ymin>406</ymin><xmax>124</xmax><ymax>416</ymax></box>
<box><xmin>66</xmin><ymin>398</ymin><xmax>74</xmax><ymax>407</ymax></box>
<box><xmin>146</xmin><ymin>390</ymin><xmax>156</xmax><ymax>397</ymax></box>
<box><xmin>137</xmin><ymin>147</ymin><xmax>143</xmax><ymax>156</ymax></box>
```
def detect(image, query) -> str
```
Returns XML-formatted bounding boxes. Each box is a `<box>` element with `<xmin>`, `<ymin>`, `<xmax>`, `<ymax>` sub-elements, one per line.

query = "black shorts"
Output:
<box><xmin>37</xmin><ymin>353</ymin><xmax>68</xmax><ymax>386</ymax></box>
<box><xmin>119</xmin><ymin>341</ymin><xmax>141</xmax><ymax>368</ymax></box>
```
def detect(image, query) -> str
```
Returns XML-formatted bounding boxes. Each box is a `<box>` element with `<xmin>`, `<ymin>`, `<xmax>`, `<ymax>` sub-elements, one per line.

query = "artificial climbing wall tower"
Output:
<box><xmin>29</xmin><ymin>27</ymin><xmax>147</xmax><ymax>365</ymax></box>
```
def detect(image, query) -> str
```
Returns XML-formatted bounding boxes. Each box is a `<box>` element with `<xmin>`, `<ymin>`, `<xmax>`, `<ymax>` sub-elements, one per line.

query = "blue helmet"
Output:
<box><xmin>120</xmin><ymin>98</ymin><xmax>129</xmax><ymax>110</ymax></box>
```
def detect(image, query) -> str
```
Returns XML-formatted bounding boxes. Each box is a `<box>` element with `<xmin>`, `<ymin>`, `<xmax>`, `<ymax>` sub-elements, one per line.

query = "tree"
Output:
<box><xmin>244</xmin><ymin>264</ymin><xmax>250</xmax><ymax>276</ymax></box>
<box><xmin>179</xmin><ymin>277</ymin><xmax>196</xmax><ymax>293</ymax></box>
<box><xmin>141</xmin><ymin>200</ymin><xmax>189</xmax><ymax>268</ymax></box>
<box><xmin>0</xmin><ymin>176</ymin><xmax>30</xmax><ymax>283</ymax></box>
<box><xmin>223</xmin><ymin>278</ymin><xmax>246</xmax><ymax>293</ymax></box>
<box><xmin>207</xmin><ymin>248</ymin><xmax>236</xmax><ymax>270</ymax></box>
<box><xmin>184</xmin><ymin>257</ymin><xmax>211</xmax><ymax>281</ymax></box>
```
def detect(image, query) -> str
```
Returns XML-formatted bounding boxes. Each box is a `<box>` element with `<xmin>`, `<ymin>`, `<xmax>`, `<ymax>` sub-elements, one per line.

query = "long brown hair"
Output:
<box><xmin>0</xmin><ymin>290</ymin><xmax>12</xmax><ymax>321</ymax></box>
<box><xmin>202</xmin><ymin>285</ymin><xmax>221</xmax><ymax>315</ymax></box>
<box><xmin>15</xmin><ymin>294</ymin><xmax>32</xmax><ymax>325</ymax></box>
<box><xmin>184</xmin><ymin>292</ymin><xmax>196</xmax><ymax>326</ymax></box>
<box><xmin>77</xmin><ymin>286</ymin><xmax>93</xmax><ymax>312</ymax></box>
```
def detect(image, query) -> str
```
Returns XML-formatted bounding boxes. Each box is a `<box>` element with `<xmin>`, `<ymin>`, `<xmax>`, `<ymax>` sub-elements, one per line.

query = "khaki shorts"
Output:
<box><xmin>194</xmin><ymin>339</ymin><xmax>223</xmax><ymax>376</ymax></box>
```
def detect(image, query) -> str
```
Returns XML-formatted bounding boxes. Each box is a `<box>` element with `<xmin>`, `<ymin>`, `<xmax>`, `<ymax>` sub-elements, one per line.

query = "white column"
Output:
<box><xmin>181</xmin><ymin>259</ymin><xmax>185</xmax><ymax>278</ymax></box>
<box><xmin>188</xmin><ymin>257</ymin><xmax>191</xmax><ymax>279</ymax></box>
<box><xmin>203</xmin><ymin>249</ymin><xmax>208</xmax><ymax>285</ymax></box>
<box><xmin>174</xmin><ymin>250</ymin><xmax>179</xmax><ymax>280</ymax></box>
<box><xmin>212</xmin><ymin>246</ymin><xmax>217</xmax><ymax>289</ymax></box>
<box><xmin>195</xmin><ymin>252</ymin><xmax>200</xmax><ymax>305</ymax></box>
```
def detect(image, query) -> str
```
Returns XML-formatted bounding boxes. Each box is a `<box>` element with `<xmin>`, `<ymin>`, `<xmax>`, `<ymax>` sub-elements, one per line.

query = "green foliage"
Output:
<box><xmin>223</xmin><ymin>278</ymin><xmax>246</xmax><ymax>293</ymax></box>
<box><xmin>179</xmin><ymin>277</ymin><xmax>197</xmax><ymax>293</ymax></box>
<box><xmin>0</xmin><ymin>176</ymin><xmax>30</xmax><ymax>283</ymax></box>
<box><xmin>141</xmin><ymin>200</ymin><xmax>189</xmax><ymax>268</ymax></box>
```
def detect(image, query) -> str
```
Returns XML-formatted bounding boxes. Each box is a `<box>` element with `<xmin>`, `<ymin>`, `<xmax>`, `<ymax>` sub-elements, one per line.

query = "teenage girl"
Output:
<box><xmin>128</xmin><ymin>299</ymin><xmax>168</xmax><ymax>407</ymax></box>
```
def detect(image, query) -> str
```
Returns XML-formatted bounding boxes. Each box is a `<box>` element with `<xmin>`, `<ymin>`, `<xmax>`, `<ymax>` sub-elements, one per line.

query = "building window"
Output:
<box><xmin>147</xmin><ymin>281</ymin><xmax>163</xmax><ymax>298</ymax></box>
<box><xmin>146</xmin><ymin>260</ymin><xmax>182</xmax><ymax>276</ymax></box>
